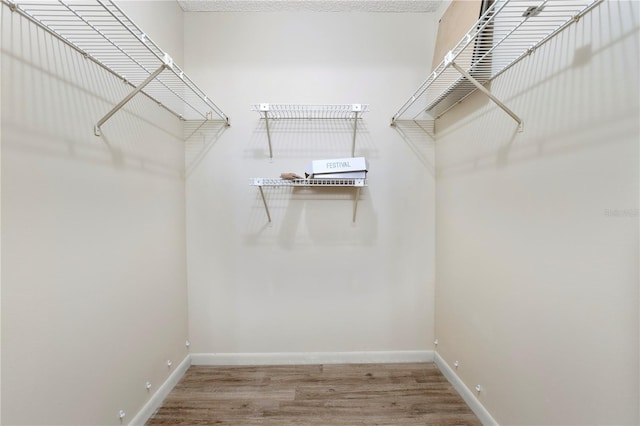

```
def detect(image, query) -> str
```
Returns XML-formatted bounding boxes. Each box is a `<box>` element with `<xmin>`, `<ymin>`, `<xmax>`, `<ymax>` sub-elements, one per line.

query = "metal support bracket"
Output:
<box><xmin>257</xmin><ymin>185</ymin><xmax>272</xmax><ymax>222</ymax></box>
<box><xmin>94</xmin><ymin>63</ymin><xmax>167</xmax><ymax>136</ymax></box>
<box><xmin>352</xmin><ymin>186</ymin><xmax>361</xmax><ymax>223</ymax></box>
<box><xmin>259</xmin><ymin>104</ymin><xmax>273</xmax><ymax>159</ymax></box>
<box><xmin>450</xmin><ymin>61</ymin><xmax>523</xmax><ymax>132</ymax></box>
<box><xmin>351</xmin><ymin>104</ymin><xmax>361</xmax><ymax>157</ymax></box>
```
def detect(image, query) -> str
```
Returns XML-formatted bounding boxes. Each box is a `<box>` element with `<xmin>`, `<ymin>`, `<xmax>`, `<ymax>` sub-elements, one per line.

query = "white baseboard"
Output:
<box><xmin>434</xmin><ymin>352</ymin><xmax>498</xmax><ymax>426</ymax></box>
<box><xmin>129</xmin><ymin>354</ymin><xmax>191</xmax><ymax>426</ymax></box>
<box><xmin>191</xmin><ymin>350</ymin><xmax>434</xmax><ymax>366</ymax></box>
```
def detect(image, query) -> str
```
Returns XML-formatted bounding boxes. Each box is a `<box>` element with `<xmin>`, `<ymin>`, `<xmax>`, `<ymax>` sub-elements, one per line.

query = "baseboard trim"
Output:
<box><xmin>191</xmin><ymin>350</ymin><xmax>434</xmax><ymax>366</ymax></box>
<box><xmin>129</xmin><ymin>354</ymin><xmax>191</xmax><ymax>426</ymax></box>
<box><xmin>434</xmin><ymin>352</ymin><xmax>498</xmax><ymax>426</ymax></box>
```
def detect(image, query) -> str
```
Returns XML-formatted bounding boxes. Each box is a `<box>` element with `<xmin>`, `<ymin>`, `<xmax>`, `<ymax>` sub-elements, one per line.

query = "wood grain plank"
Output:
<box><xmin>146</xmin><ymin>363</ymin><xmax>481</xmax><ymax>425</ymax></box>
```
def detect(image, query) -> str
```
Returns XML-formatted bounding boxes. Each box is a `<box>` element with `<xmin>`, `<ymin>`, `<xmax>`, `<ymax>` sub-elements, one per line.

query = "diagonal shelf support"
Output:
<box><xmin>352</xmin><ymin>186</ymin><xmax>361</xmax><ymax>223</ymax></box>
<box><xmin>94</xmin><ymin>63</ymin><xmax>168</xmax><ymax>136</ymax></box>
<box><xmin>450</xmin><ymin>61</ymin><xmax>523</xmax><ymax>132</ymax></box>
<box><xmin>257</xmin><ymin>186</ymin><xmax>272</xmax><ymax>222</ymax></box>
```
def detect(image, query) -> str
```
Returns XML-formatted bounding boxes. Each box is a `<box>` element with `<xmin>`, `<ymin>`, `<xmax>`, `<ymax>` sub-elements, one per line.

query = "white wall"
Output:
<box><xmin>1</xmin><ymin>1</ymin><xmax>189</xmax><ymax>424</ymax></box>
<box><xmin>0</xmin><ymin>3</ymin><xmax>3</xmax><ymax>421</ymax></box>
<box><xmin>183</xmin><ymin>12</ymin><xmax>437</xmax><ymax>356</ymax></box>
<box><xmin>434</xmin><ymin>1</ymin><xmax>639</xmax><ymax>424</ymax></box>
<box><xmin>117</xmin><ymin>0</ymin><xmax>184</xmax><ymax>67</ymax></box>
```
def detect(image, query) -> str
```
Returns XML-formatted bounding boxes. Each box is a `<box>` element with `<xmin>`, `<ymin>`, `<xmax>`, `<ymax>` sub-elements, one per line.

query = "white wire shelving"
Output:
<box><xmin>251</xmin><ymin>177</ymin><xmax>367</xmax><ymax>223</ymax></box>
<box><xmin>390</xmin><ymin>0</ymin><xmax>602</xmax><ymax>130</ymax></box>
<box><xmin>251</xmin><ymin>103</ymin><xmax>370</xmax><ymax>158</ymax></box>
<box><xmin>2</xmin><ymin>0</ymin><xmax>229</xmax><ymax>135</ymax></box>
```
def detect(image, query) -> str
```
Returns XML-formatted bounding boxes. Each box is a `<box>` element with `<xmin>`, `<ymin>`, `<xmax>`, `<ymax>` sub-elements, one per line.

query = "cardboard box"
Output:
<box><xmin>311</xmin><ymin>157</ymin><xmax>368</xmax><ymax>175</ymax></box>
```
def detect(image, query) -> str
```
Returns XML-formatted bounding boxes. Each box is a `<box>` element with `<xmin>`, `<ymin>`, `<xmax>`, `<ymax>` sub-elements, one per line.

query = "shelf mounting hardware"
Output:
<box><xmin>351</xmin><ymin>104</ymin><xmax>362</xmax><ymax>157</ymax></box>
<box><xmin>258</xmin><ymin>104</ymin><xmax>274</xmax><ymax>159</ymax></box>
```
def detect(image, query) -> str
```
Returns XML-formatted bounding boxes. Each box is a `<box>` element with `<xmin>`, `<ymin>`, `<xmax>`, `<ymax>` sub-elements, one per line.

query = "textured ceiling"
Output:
<box><xmin>177</xmin><ymin>0</ymin><xmax>443</xmax><ymax>13</ymax></box>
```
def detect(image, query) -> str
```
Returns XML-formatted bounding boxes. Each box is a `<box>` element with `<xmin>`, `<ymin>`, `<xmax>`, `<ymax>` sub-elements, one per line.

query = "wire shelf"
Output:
<box><xmin>391</xmin><ymin>0</ymin><xmax>602</xmax><ymax>124</ymax></box>
<box><xmin>251</xmin><ymin>103</ymin><xmax>369</xmax><ymax>119</ymax></box>
<box><xmin>3</xmin><ymin>0</ymin><xmax>229</xmax><ymax>125</ymax></box>
<box><xmin>252</xmin><ymin>178</ymin><xmax>367</xmax><ymax>187</ymax></box>
<box><xmin>251</xmin><ymin>177</ymin><xmax>367</xmax><ymax>222</ymax></box>
<box><xmin>251</xmin><ymin>103</ymin><xmax>369</xmax><ymax>158</ymax></box>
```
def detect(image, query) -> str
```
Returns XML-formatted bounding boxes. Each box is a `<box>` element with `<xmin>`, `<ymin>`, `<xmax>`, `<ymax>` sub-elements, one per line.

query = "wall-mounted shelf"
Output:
<box><xmin>3</xmin><ymin>0</ymin><xmax>230</xmax><ymax>135</ymax></box>
<box><xmin>251</xmin><ymin>177</ymin><xmax>367</xmax><ymax>223</ymax></box>
<box><xmin>391</xmin><ymin>0</ymin><xmax>602</xmax><ymax>130</ymax></box>
<box><xmin>251</xmin><ymin>103</ymin><xmax>369</xmax><ymax>158</ymax></box>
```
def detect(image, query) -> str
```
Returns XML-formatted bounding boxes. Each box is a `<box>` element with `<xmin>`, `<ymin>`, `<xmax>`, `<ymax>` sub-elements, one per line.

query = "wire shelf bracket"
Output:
<box><xmin>251</xmin><ymin>177</ymin><xmax>367</xmax><ymax>223</ymax></box>
<box><xmin>390</xmin><ymin>0</ymin><xmax>603</xmax><ymax>131</ymax></box>
<box><xmin>449</xmin><ymin>58</ymin><xmax>523</xmax><ymax>132</ymax></box>
<box><xmin>251</xmin><ymin>103</ymin><xmax>369</xmax><ymax>158</ymax></box>
<box><xmin>3</xmin><ymin>0</ymin><xmax>230</xmax><ymax>136</ymax></box>
<box><xmin>94</xmin><ymin>61</ymin><xmax>167</xmax><ymax>136</ymax></box>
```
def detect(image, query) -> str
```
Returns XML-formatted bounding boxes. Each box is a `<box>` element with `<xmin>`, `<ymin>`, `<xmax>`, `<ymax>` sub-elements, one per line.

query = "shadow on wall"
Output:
<box><xmin>245</xmin><ymin>118</ymin><xmax>378</xmax><ymax>160</ymax></box>
<box><xmin>184</xmin><ymin>120</ymin><xmax>229</xmax><ymax>177</ymax></box>
<box><xmin>391</xmin><ymin>120</ymin><xmax>436</xmax><ymax>177</ymax></box>
<box><xmin>1</xmin><ymin>12</ymin><xmax>185</xmax><ymax>179</ymax></box>
<box><xmin>433</xmin><ymin>0</ymin><xmax>640</xmax><ymax>179</ymax></box>
<box><xmin>244</xmin><ymin>185</ymin><xmax>378</xmax><ymax>249</ymax></box>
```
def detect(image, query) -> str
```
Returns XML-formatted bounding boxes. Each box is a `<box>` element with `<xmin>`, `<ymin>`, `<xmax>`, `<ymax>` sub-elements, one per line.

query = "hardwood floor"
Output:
<box><xmin>146</xmin><ymin>363</ymin><xmax>481</xmax><ymax>425</ymax></box>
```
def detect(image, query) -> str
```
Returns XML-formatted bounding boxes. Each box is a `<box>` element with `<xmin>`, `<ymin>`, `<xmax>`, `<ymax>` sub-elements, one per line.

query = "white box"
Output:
<box><xmin>313</xmin><ymin>171</ymin><xmax>367</xmax><ymax>179</ymax></box>
<box><xmin>311</xmin><ymin>157</ymin><xmax>368</xmax><ymax>175</ymax></box>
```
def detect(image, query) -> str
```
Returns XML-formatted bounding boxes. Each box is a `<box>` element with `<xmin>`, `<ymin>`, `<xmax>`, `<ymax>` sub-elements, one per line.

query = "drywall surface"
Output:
<box><xmin>0</xmin><ymin>1</ymin><xmax>189</xmax><ymax>424</ymax></box>
<box><xmin>184</xmin><ymin>12</ymin><xmax>437</xmax><ymax>355</ymax></box>
<box><xmin>118</xmin><ymin>0</ymin><xmax>185</xmax><ymax>67</ymax></box>
<box><xmin>0</xmin><ymin>5</ymin><xmax>3</xmax><ymax>423</ymax></box>
<box><xmin>434</xmin><ymin>1</ymin><xmax>639</xmax><ymax>424</ymax></box>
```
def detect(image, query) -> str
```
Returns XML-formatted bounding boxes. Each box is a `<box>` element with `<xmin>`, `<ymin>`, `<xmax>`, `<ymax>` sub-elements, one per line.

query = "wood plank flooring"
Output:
<box><xmin>146</xmin><ymin>363</ymin><xmax>481</xmax><ymax>425</ymax></box>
